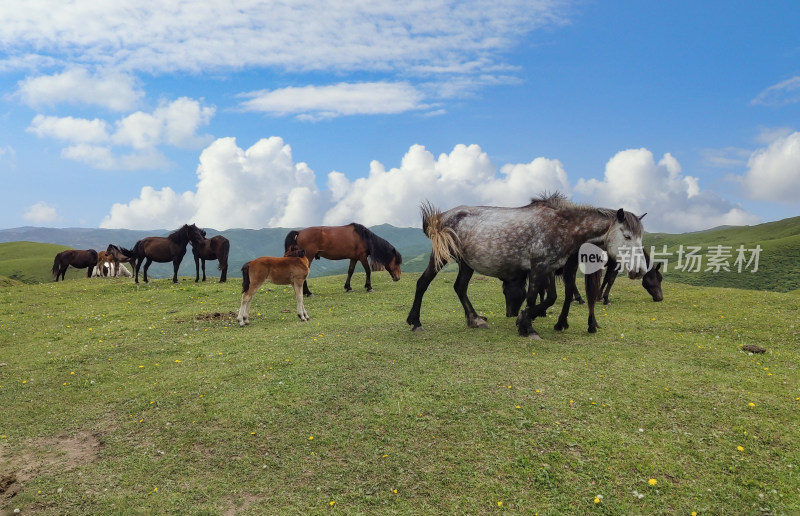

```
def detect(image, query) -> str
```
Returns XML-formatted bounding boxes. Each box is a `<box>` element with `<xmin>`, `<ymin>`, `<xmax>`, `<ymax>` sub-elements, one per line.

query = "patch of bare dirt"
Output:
<box><xmin>195</xmin><ymin>311</ymin><xmax>238</xmax><ymax>322</ymax></box>
<box><xmin>0</xmin><ymin>431</ymin><xmax>103</xmax><ymax>508</ymax></box>
<box><xmin>222</xmin><ymin>492</ymin><xmax>260</xmax><ymax>516</ymax></box>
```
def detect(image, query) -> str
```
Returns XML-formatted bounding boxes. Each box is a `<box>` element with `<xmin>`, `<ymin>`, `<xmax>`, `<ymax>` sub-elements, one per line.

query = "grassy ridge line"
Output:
<box><xmin>0</xmin><ymin>241</ymin><xmax>87</xmax><ymax>284</ymax></box>
<box><xmin>1</xmin><ymin>273</ymin><xmax>799</xmax><ymax>514</ymax></box>
<box><xmin>3</xmin><ymin>215</ymin><xmax>798</xmax><ymax>286</ymax></box>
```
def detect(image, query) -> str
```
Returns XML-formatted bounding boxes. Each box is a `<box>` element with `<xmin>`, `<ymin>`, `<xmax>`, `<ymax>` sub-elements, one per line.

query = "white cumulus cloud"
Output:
<box><xmin>742</xmin><ymin>131</ymin><xmax>800</xmax><ymax>203</ymax></box>
<box><xmin>27</xmin><ymin>97</ymin><xmax>215</xmax><ymax>170</ymax></box>
<box><xmin>101</xmin><ymin>139</ymin><xmax>577</xmax><ymax>230</ymax></box>
<box><xmin>23</xmin><ymin>201</ymin><xmax>61</xmax><ymax>224</ymax></box>
<box><xmin>575</xmin><ymin>148</ymin><xmax>760</xmax><ymax>233</ymax></box>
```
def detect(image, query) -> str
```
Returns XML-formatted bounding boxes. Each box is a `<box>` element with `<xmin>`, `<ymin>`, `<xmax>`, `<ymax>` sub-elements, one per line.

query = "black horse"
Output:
<box><xmin>191</xmin><ymin>229</ymin><xmax>230</xmax><ymax>283</ymax></box>
<box><xmin>51</xmin><ymin>249</ymin><xmax>98</xmax><ymax>282</ymax></box>
<box><xmin>598</xmin><ymin>252</ymin><xmax>663</xmax><ymax>304</ymax></box>
<box><xmin>119</xmin><ymin>224</ymin><xmax>205</xmax><ymax>283</ymax></box>
<box><xmin>503</xmin><ymin>249</ymin><xmax>663</xmax><ymax>333</ymax></box>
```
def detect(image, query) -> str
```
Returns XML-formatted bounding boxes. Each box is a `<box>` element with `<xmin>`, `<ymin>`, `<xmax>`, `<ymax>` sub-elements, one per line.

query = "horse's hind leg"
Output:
<box><xmin>344</xmin><ymin>259</ymin><xmax>357</xmax><ymax>292</ymax></box>
<box><xmin>360</xmin><ymin>256</ymin><xmax>373</xmax><ymax>292</ymax></box>
<box><xmin>406</xmin><ymin>254</ymin><xmax>442</xmax><ymax>331</ymax></box>
<box><xmin>219</xmin><ymin>260</ymin><xmax>227</xmax><ymax>283</ymax></box>
<box><xmin>238</xmin><ymin>291</ymin><xmax>254</xmax><ymax>326</ymax></box>
<box><xmin>143</xmin><ymin>258</ymin><xmax>153</xmax><ymax>283</ymax></box>
<box><xmin>454</xmin><ymin>263</ymin><xmax>487</xmax><ymax>329</ymax></box>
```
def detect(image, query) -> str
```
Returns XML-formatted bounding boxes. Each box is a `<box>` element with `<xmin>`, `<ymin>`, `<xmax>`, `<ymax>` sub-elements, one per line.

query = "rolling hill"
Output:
<box><xmin>1</xmin><ymin>216</ymin><xmax>798</xmax><ymax>291</ymax></box>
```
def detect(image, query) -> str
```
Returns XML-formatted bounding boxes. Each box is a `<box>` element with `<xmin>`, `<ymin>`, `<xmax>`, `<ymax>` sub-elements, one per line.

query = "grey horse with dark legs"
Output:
<box><xmin>406</xmin><ymin>193</ymin><xmax>647</xmax><ymax>338</ymax></box>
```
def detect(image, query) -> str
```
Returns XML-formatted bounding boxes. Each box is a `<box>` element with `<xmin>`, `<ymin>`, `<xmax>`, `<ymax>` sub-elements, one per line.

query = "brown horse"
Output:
<box><xmin>51</xmin><ymin>249</ymin><xmax>98</xmax><ymax>281</ymax></box>
<box><xmin>95</xmin><ymin>251</ymin><xmax>114</xmax><ymax>277</ymax></box>
<box><xmin>284</xmin><ymin>223</ymin><xmax>402</xmax><ymax>296</ymax></box>
<box><xmin>119</xmin><ymin>224</ymin><xmax>205</xmax><ymax>284</ymax></box>
<box><xmin>191</xmin><ymin>229</ymin><xmax>230</xmax><ymax>283</ymax></box>
<box><xmin>238</xmin><ymin>245</ymin><xmax>311</xmax><ymax>326</ymax></box>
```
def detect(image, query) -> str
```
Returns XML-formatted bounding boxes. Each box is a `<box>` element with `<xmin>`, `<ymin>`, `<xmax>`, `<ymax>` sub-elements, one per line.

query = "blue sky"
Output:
<box><xmin>1</xmin><ymin>0</ymin><xmax>798</xmax><ymax>233</ymax></box>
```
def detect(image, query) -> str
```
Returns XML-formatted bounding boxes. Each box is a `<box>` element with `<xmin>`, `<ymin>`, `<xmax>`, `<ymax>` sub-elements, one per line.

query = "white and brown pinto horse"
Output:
<box><xmin>406</xmin><ymin>193</ymin><xmax>647</xmax><ymax>338</ymax></box>
<box><xmin>237</xmin><ymin>245</ymin><xmax>311</xmax><ymax>327</ymax></box>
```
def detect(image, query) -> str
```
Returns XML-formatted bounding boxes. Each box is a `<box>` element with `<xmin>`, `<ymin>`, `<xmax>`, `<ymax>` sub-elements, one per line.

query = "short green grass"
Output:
<box><xmin>1</xmin><ymin>272</ymin><xmax>799</xmax><ymax>515</ymax></box>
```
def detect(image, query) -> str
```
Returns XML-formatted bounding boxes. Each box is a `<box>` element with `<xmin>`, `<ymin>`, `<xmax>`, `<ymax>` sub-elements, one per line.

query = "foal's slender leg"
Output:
<box><xmin>516</xmin><ymin>268</ymin><xmax>551</xmax><ymax>338</ymax></box>
<box><xmin>586</xmin><ymin>270</ymin><xmax>602</xmax><ymax>333</ymax></box>
<box><xmin>406</xmin><ymin>254</ymin><xmax>442</xmax><ymax>331</ymax></box>
<box><xmin>294</xmin><ymin>280</ymin><xmax>310</xmax><ymax>321</ymax></box>
<box><xmin>238</xmin><ymin>290</ymin><xmax>254</xmax><ymax>326</ymax></box>
<box><xmin>453</xmin><ymin>263</ymin><xmax>488</xmax><ymax>329</ymax></box>
<box><xmin>344</xmin><ymin>259</ymin><xmax>357</xmax><ymax>292</ymax></box>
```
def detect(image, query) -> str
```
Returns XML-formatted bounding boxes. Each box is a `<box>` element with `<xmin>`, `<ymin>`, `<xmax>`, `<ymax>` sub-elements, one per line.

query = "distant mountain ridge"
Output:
<box><xmin>2</xmin><ymin>216</ymin><xmax>798</xmax><ymax>291</ymax></box>
<box><xmin>0</xmin><ymin>224</ymin><xmax>434</xmax><ymax>280</ymax></box>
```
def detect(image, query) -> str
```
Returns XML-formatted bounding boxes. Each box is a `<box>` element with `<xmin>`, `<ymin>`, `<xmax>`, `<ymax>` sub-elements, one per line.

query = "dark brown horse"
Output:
<box><xmin>284</xmin><ymin>223</ymin><xmax>402</xmax><ymax>296</ymax></box>
<box><xmin>119</xmin><ymin>224</ymin><xmax>205</xmax><ymax>284</ymax></box>
<box><xmin>106</xmin><ymin>244</ymin><xmax>133</xmax><ymax>275</ymax></box>
<box><xmin>191</xmin><ymin>229</ymin><xmax>230</xmax><ymax>283</ymax></box>
<box><xmin>51</xmin><ymin>249</ymin><xmax>98</xmax><ymax>281</ymax></box>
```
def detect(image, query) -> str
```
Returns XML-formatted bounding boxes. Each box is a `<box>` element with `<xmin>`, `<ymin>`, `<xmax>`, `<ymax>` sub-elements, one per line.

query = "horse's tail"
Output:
<box><xmin>420</xmin><ymin>201</ymin><xmax>460</xmax><ymax>268</ymax></box>
<box><xmin>51</xmin><ymin>253</ymin><xmax>62</xmax><ymax>278</ymax></box>
<box><xmin>241</xmin><ymin>261</ymin><xmax>251</xmax><ymax>293</ymax></box>
<box><xmin>217</xmin><ymin>238</ymin><xmax>230</xmax><ymax>271</ymax></box>
<box><xmin>119</xmin><ymin>245</ymin><xmax>136</xmax><ymax>258</ymax></box>
<box><xmin>284</xmin><ymin>230</ymin><xmax>300</xmax><ymax>252</ymax></box>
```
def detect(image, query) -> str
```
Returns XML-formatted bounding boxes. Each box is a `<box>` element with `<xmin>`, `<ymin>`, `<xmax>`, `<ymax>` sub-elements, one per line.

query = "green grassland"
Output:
<box><xmin>1</xmin><ymin>270</ymin><xmax>799</xmax><ymax>515</ymax></box>
<box><xmin>0</xmin><ymin>242</ymin><xmax>89</xmax><ymax>284</ymax></box>
<box><xmin>644</xmin><ymin>216</ymin><xmax>800</xmax><ymax>293</ymax></box>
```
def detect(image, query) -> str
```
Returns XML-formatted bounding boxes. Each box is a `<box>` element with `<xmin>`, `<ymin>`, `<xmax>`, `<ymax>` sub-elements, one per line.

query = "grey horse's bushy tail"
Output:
<box><xmin>420</xmin><ymin>201</ymin><xmax>460</xmax><ymax>269</ymax></box>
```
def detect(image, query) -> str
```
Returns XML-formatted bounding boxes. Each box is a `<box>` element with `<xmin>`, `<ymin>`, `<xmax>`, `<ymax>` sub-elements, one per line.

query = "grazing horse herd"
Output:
<box><xmin>50</xmin><ymin>192</ymin><xmax>663</xmax><ymax>339</ymax></box>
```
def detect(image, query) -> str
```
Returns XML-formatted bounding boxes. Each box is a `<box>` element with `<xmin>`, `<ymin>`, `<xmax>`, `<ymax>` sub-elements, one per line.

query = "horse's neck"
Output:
<box><xmin>567</xmin><ymin>209</ymin><xmax>612</xmax><ymax>245</ymax></box>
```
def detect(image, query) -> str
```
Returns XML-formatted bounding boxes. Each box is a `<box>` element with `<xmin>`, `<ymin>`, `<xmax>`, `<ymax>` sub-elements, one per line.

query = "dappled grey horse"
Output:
<box><xmin>406</xmin><ymin>193</ymin><xmax>647</xmax><ymax>338</ymax></box>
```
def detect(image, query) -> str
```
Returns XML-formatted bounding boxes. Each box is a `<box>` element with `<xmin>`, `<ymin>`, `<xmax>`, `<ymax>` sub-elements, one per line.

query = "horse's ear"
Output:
<box><xmin>616</xmin><ymin>208</ymin><xmax>625</xmax><ymax>222</ymax></box>
<box><xmin>655</xmin><ymin>262</ymin><xmax>662</xmax><ymax>271</ymax></box>
<box><xmin>638</xmin><ymin>212</ymin><xmax>647</xmax><ymax>220</ymax></box>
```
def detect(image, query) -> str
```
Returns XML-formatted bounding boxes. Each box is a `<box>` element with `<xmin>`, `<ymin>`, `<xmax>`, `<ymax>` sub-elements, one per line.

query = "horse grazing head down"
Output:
<box><xmin>602</xmin><ymin>209</ymin><xmax>647</xmax><ymax>279</ymax></box>
<box><xmin>642</xmin><ymin>262</ymin><xmax>663</xmax><ymax>301</ymax></box>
